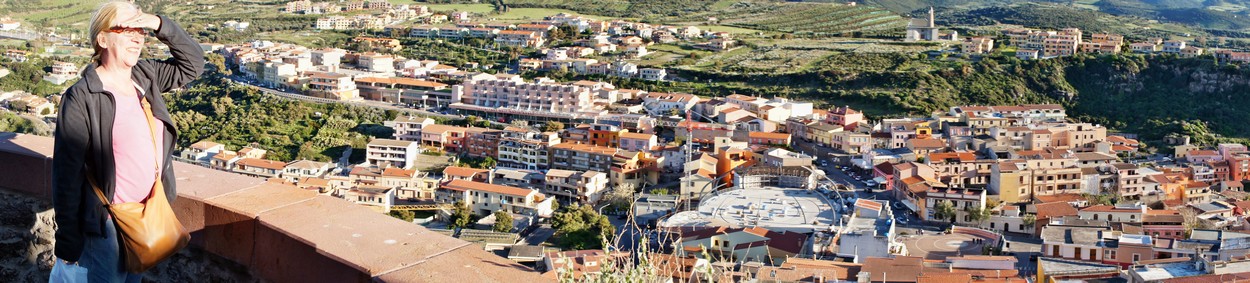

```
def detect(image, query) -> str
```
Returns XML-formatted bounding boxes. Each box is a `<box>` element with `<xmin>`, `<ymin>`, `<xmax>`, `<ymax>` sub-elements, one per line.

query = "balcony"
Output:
<box><xmin>0</xmin><ymin>133</ymin><xmax>545</xmax><ymax>282</ymax></box>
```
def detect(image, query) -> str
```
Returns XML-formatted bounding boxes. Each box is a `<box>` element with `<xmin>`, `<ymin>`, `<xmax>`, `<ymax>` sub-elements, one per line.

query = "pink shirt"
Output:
<box><xmin>111</xmin><ymin>82</ymin><xmax>163</xmax><ymax>204</ymax></box>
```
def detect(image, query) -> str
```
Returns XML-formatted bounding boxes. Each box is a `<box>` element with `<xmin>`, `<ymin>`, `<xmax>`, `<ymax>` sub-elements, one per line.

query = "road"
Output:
<box><xmin>521</xmin><ymin>223</ymin><xmax>556</xmax><ymax>246</ymax></box>
<box><xmin>1002</xmin><ymin>234</ymin><xmax>1043</xmax><ymax>277</ymax></box>
<box><xmin>225</xmin><ymin>76</ymin><xmax>468</xmax><ymax>121</ymax></box>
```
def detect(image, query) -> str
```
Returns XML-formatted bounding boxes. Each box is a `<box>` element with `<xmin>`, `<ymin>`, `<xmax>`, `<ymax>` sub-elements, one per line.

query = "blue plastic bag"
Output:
<box><xmin>49</xmin><ymin>258</ymin><xmax>88</xmax><ymax>283</ymax></box>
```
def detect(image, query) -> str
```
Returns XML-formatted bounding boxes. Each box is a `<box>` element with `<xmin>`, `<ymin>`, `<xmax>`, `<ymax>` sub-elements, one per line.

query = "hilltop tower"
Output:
<box><xmin>929</xmin><ymin>6</ymin><xmax>935</xmax><ymax>27</ymax></box>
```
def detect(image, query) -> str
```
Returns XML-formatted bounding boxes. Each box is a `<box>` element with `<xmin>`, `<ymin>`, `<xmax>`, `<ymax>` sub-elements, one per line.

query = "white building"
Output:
<box><xmin>438</xmin><ymin>179</ymin><xmax>554</xmax><ymax>217</ymax></box>
<box><xmin>181</xmin><ymin>141</ymin><xmax>225</xmax><ymax>165</ymax></box>
<box><xmin>282</xmin><ymin>160</ymin><xmax>332</xmax><ymax>182</ymax></box>
<box><xmin>543</xmin><ymin>169</ymin><xmax>608</xmax><ymax>205</ymax></box>
<box><xmin>640</xmin><ymin>68</ymin><xmax>666</xmax><ymax>81</ymax></box>
<box><xmin>497</xmin><ymin>131</ymin><xmax>560</xmax><ymax>171</ymax></box>
<box><xmin>450</xmin><ymin>75</ymin><xmax>607</xmax><ymax>119</ymax></box>
<box><xmin>358</xmin><ymin>53</ymin><xmax>395</xmax><ymax>73</ymax></box>
<box><xmin>641</xmin><ymin>92</ymin><xmax>700</xmax><ymax>116</ymax></box>
<box><xmin>389</xmin><ymin>116</ymin><xmax>435</xmax><ymax>141</ymax></box>
<box><xmin>836</xmin><ymin>199</ymin><xmax>903</xmax><ymax>263</ymax></box>
<box><xmin>365</xmin><ymin>138</ymin><xmax>421</xmax><ymax>169</ymax></box>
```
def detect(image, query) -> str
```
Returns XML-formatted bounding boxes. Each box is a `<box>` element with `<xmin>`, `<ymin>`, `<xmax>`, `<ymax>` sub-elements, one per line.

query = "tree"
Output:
<box><xmin>985</xmin><ymin>198</ymin><xmax>1002</xmax><ymax>210</ymax></box>
<box><xmin>966</xmin><ymin>206</ymin><xmax>992</xmax><ymax>225</ymax></box>
<box><xmin>551</xmin><ymin>203</ymin><xmax>616</xmax><ymax>250</ymax></box>
<box><xmin>493</xmin><ymin>210</ymin><xmax>514</xmax><ymax>232</ymax></box>
<box><xmin>451</xmin><ymin>201</ymin><xmax>473</xmax><ymax>229</ymax></box>
<box><xmin>934</xmin><ymin>200</ymin><xmax>957</xmax><ymax>223</ymax></box>
<box><xmin>388</xmin><ymin>210</ymin><xmax>415</xmax><ymax>222</ymax></box>
<box><xmin>542</xmin><ymin>121</ymin><xmax>565</xmax><ymax>132</ymax></box>
<box><xmin>1179</xmin><ymin>207</ymin><xmax>1210</xmax><ymax>232</ymax></box>
<box><xmin>668</xmin><ymin>107</ymin><xmax>683</xmax><ymax>117</ymax></box>
<box><xmin>1022</xmin><ymin>214</ymin><xmax>1037</xmax><ymax>226</ymax></box>
<box><xmin>1083</xmin><ymin>193</ymin><xmax>1114</xmax><ymax>206</ymax></box>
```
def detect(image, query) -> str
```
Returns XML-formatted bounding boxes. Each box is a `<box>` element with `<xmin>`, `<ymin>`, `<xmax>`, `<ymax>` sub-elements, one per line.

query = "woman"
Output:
<box><xmin>51</xmin><ymin>1</ymin><xmax>203</xmax><ymax>281</ymax></box>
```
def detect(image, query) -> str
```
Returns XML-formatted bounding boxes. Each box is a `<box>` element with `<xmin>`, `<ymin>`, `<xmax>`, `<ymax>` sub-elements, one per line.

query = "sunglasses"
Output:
<box><xmin>106</xmin><ymin>27</ymin><xmax>147</xmax><ymax>36</ymax></box>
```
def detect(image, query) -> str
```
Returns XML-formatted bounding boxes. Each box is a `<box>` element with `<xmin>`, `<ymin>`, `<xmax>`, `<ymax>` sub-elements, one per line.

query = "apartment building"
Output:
<box><xmin>543</xmin><ymin>169</ymin><xmax>608</xmax><ymax>205</ymax></box>
<box><xmin>356</xmin><ymin>53</ymin><xmax>395</xmax><ymax>73</ymax></box>
<box><xmin>307</xmin><ymin>72</ymin><xmax>360</xmax><ymax>100</ymax></box>
<box><xmin>234</xmin><ymin>158</ymin><xmax>287</xmax><ymax>178</ymax></box>
<box><xmin>365</xmin><ymin>138</ymin><xmax>421</xmax><ymax>169</ymax></box>
<box><xmin>497</xmin><ymin>131</ymin><xmax>561</xmax><ymax>171</ymax></box>
<box><xmin>991</xmin><ymin>157</ymin><xmax>1084</xmax><ymax>203</ymax></box>
<box><xmin>311</xmin><ymin>48</ymin><xmax>346</xmax><ymax>67</ymax></box>
<box><xmin>353</xmin><ymin>36</ymin><xmax>402</xmax><ymax>53</ymax></box>
<box><xmin>354</xmin><ymin>76</ymin><xmax>449</xmax><ymax>103</ymax></box>
<box><xmin>450</xmin><ymin>75</ymin><xmax>605</xmax><ymax>119</ymax></box>
<box><xmin>182</xmin><ymin>141</ymin><xmax>225</xmax><ymax>165</ymax></box>
<box><xmin>390</xmin><ymin>116</ymin><xmax>434</xmax><ymax>141</ymax></box>
<box><xmin>437</xmin><ymin>179</ymin><xmax>553</xmax><ymax>217</ymax></box>
<box><xmin>639</xmin><ymin>68</ymin><xmax>666</xmax><ymax>81</ymax></box>
<box><xmin>495</xmin><ymin>30</ymin><xmax>545</xmax><ymax>48</ymax></box>
<box><xmin>549</xmin><ymin>143</ymin><xmax>660</xmax><ymax>188</ymax></box>
<box><xmin>422</xmin><ymin>125</ymin><xmax>476</xmax><ymax>155</ymax></box>
<box><xmin>962</xmin><ymin>36</ymin><xmax>995</xmax><ymax>54</ymax></box>
<box><xmin>1079</xmin><ymin>33</ymin><xmax>1124</xmax><ymax>54</ymax></box>
<box><xmin>618</xmin><ymin>132</ymin><xmax>658</xmax><ymax>152</ymax></box>
<box><xmin>281</xmin><ymin>160</ymin><xmax>332</xmax><ymax>182</ymax></box>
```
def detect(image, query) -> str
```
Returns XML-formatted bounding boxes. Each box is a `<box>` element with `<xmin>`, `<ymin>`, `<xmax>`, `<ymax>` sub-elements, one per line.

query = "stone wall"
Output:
<box><xmin>0</xmin><ymin>189</ymin><xmax>263</xmax><ymax>282</ymax></box>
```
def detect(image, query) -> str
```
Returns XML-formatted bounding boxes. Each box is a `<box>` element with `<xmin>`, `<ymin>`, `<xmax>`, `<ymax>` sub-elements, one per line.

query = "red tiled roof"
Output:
<box><xmin>861</xmin><ymin>256</ymin><xmax>925</xmax><ymax>282</ymax></box>
<box><xmin>905</xmin><ymin>138</ymin><xmax>940</xmax><ymax>149</ymax></box>
<box><xmin>236</xmin><ymin>158</ymin><xmax>287</xmax><ymax>170</ymax></box>
<box><xmin>1081</xmin><ymin>205</ymin><xmax>1143</xmax><ymax>213</ymax></box>
<box><xmin>354</xmin><ymin>76</ymin><xmax>448</xmax><ymax>88</ymax></box>
<box><xmin>917</xmin><ymin>273</ymin><xmax>973</xmax><ymax>283</ymax></box>
<box><xmin>855</xmin><ymin>199</ymin><xmax>883</xmax><ymax>212</ymax></box>
<box><xmin>1189</xmin><ymin>150</ymin><xmax>1219</xmax><ymax>156</ymax></box>
<box><xmin>1034</xmin><ymin>193</ymin><xmax>1084</xmax><ymax>203</ymax></box>
<box><xmin>443</xmin><ymin>166</ymin><xmax>489</xmax><ymax>178</ymax></box>
<box><xmin>1036</xmin><ymin>202</ymin><xmax>1078</xmax><ymax>220</ymax></box>
<box><xmin>748</xmin><ymin>132</ymin><xmax>790</xmax><ymax>140</ymax></box>
<box><xmin>441</xmin><ymin>179</ymin><xmax>535</xmax><ymax>197</ymax></box>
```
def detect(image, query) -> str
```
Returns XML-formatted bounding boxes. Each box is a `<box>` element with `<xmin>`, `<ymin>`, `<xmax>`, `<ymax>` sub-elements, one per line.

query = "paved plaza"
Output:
<box><xmin>662</xmin><ymin>187</ymin><xmax>838</xmax><ymax>233</ymax></box>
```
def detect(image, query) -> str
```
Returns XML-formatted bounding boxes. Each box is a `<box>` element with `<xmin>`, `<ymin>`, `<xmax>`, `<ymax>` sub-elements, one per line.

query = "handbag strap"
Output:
<box><xmin>89</xmin><ymin>90</ymin><xmax>163</xmax><ymax>206</ymax></box>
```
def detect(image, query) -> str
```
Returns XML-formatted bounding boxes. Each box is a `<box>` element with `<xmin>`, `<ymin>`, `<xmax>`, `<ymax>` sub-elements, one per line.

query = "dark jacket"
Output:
<box><xmin>52</xmin><ymin>15</ymin><xmax>204</xmax><ymax>262</ymax></box>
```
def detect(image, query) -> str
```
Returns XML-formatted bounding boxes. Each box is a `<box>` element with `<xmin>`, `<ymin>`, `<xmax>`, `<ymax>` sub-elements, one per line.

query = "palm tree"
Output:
<box><xmin>934</xmin><ymin>200</ymin><xmax>957</xmax><ymax>223</ymax></box>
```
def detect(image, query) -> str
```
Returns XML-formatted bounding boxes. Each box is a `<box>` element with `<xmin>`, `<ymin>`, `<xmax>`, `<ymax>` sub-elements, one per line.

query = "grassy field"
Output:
<box><xmin>492</xmin><ymin>8</ymin><xmax>612</xmax><ymax>23</ymax></box>
<box><xmin>694</xmin><ymin>25</ymin><xmax>767</xmax><ymax>34</ymax></box>
<box><xmin>676</xmin><ymin>2</ymin><xmax>907</xmax><ymax>35</ymax></box>
<box><xmin>633</xmin><ymin>51</ymin><xmax>684</xmax><ymax>67</ymax></box>
<box><xmin>0</xmin><ymin>39</ymin><xmax>26</xmax><ymax>49</ymax></box>
<box><xmin>0</xmin><ymin>0</ymin><xmax>107</xmax><ymax>32</ymax></box>
<box><xmin>424</xmin><ymin>4</ymin><xmax>497</xmax><ymax>14</ymax></box>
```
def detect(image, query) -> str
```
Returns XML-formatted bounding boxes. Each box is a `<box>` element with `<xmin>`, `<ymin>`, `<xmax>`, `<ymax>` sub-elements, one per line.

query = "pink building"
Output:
<box><xmin>826</xmin><ymin>106</ymin><xmax>863</xmax><ymax>128</ymax></box>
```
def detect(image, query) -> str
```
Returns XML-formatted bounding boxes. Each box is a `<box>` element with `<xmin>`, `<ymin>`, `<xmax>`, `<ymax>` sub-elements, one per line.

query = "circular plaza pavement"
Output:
<box><xmin>901</xmin><ymin>232</ymin><xmax>986</xmax><ymax>260</ymax></box>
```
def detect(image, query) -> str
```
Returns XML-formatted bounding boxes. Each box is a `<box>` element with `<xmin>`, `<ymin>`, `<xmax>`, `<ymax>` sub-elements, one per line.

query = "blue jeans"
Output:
<box><xmin>79</xmin><ymin>217</ymin><xmax>142</xmax><ymax>283</ymax></box>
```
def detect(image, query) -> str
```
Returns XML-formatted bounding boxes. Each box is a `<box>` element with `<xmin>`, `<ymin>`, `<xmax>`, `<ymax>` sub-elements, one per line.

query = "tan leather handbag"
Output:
<box><xmin>87</xmin><ymin>95</ymin><xmax>189</xmax><ymax>273</ymax></box>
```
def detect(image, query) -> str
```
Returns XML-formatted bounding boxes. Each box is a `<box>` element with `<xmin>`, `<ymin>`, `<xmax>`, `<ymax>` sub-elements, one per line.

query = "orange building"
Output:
<box><xmin>588</xmin><ymin>124</ymin><xmax>625</xmax><ymax>148</ymax></box>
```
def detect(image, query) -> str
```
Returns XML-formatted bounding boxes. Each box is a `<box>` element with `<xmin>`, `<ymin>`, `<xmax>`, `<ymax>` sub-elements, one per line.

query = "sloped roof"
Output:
<box><xmin>441</xmin><ymin>179</ymin><xmax>535</xmax><ymax>197</ymax></box>
<box><xmin>1036</xmin><ymin>202</ymin><xmax>1079</xmax><ymax>220</ymax></box>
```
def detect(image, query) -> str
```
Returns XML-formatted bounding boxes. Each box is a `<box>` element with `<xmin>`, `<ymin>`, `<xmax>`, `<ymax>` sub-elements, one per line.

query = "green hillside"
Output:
<box><xmin>620</xmin><ymin>53</ymin><xmax>1250</xmax><ymax>144</ymax></box>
